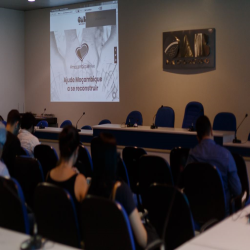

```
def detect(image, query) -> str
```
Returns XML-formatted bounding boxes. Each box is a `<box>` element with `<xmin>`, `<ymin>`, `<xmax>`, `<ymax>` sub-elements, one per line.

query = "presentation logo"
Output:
<box><xmin>75</xmin><ymin>43</ymin><xmax>89</xmax><ymax>62</ymax></box>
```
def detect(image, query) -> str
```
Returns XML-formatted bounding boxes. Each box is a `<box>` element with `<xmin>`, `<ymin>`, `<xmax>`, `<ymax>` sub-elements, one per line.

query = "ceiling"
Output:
<box><xmin>0</xmin><ymin>0</ymin><xmax>98</xmax><ymax>11</ymax></box>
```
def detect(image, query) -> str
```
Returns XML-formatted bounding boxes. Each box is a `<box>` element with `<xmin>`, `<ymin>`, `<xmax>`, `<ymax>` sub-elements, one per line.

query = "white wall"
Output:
<box><xmin>0</xmin><ymin>8</ymin><xmax>25</xmax><ymax>120</ymax></box>
<box><xmin>25</xmin><ymin>0</ymin><xmax>250</xmax><ymax>140</ymax></box>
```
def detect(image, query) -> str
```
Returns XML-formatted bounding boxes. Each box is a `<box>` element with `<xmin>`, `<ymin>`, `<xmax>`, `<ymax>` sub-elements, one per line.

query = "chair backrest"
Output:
<box><xmin>60</xmin><ymin>120</ymin><xmax>72</xmax><ymax>128</ymax></box>
<box><xmin>34</xmin><ymin>183</ymin><xmax>81</xmax><ymax>248</ymax></box>
<box><xmin>81</xmin><ymin>196</ymin><xmax>136</xmax><ymax>250</ymax></box>
<box><xmin>122</xmin><ymin>146</ymin><xmax>147</xmax><ymax>193</ymax></box>
<box><xmin>0</xmin><ymin>176</ymin><xmax>30</xmax><ymax>234</ymax></box>
<box><xmin>146</xmin><ymin>184</ymin><xmax>195</xmax><ymax>249</ymax></box>
<box><xmin>180</xmin><ymin>162</ymin><xmax>226</xmax><ymax>224</ymax></box>
<box><xmin>170</xmin><ymin>147</ymin><xmax>190</xmax><ymax>185</ymax></box>
<box><xmin>98</xmin><ymin>119</ymin><xmax>111</xmax><ymax>125</ymax></box>
<box><xmin>212</xmin><ymin>112</ymin><xmax>236</xmax><ymax>132</ymax></box>
<box><xmin>126</xmin><ymin>111</ymin><xmax>143</xmax><ymax>126</ymax></box>
<box><xmin>1</xmin><ymin>120</ymin><xmax>7</xmax><ymax>126</ymax></box>
<box><xmin>232</xmin><ymin>153</ymin><xmax>249</xmax><ymax>204</ymax></box>
<box><xmin>117</xmin><ymin>156</ymin><xmax>130</xmax><ymax>187</ymax></box>
<box><xmin>20</xmin><ymin>147</ymin><xmax>31</xmax><ymax>156</ymax></box>
<box><xmin>137</xmin><ymin>155</ymin><xmax>173</xmax><ymax>206</ymax></box>
<box><xmin>34</xmin><ymin>144</ymin><xmax>58</xmax><ymax>178</ymax></box>
<box><xmin>155</xmin><ymin>106</ymin><xmax>175</xmax><ymax>128</ymax></box>
<box><xmin>81</xmin><ymin>125</ymin><xmax>92</xmax><ymax>130</ymax></box>
<box><xmin>182</xmin><ymin>101</ymin><xmax>204</xmax><ymax>129</ymax></box>
<box><xmin>74</xmin><ymin>144</ymin><xmax>93</xmax><ymax>178</ymax></box>
<box><xmin>36</xmin><ymin>120</ymin><xmax>48</xmax><ymax>127</ymax></box>
<box><xmin>11</xmin><ymin>156</ymin><xmax>44</xmax><ymax>209</ymax></box>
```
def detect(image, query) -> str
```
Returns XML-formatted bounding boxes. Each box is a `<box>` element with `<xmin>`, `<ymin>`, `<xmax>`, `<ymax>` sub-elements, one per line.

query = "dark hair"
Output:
<box><xmin>21</xmin><ymin>112</ymin><xmax>36</xmax><ymax>130</ymax></box>
<box><xmin>196</xmin><ymin>115</ymin><xmax>212</xmax><ymax>140</ymax></box>
<box><xmin>88</xmin><ymin>133</ymin><xmax>118</xmax><ymax>198</ymax></box>
<box><xmin>59</xmin><ymin>125</ymin><xmax>80</xmax><ymax>160</ymax></box>
<box><xmin>7</xmin><ymin>110</ymin><xmax>20</xmax><ymax>125</ymax></box>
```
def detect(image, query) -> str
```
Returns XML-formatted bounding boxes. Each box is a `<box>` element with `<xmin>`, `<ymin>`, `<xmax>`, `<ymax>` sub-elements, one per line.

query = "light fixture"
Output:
<box><xmin>28</xmin><ymin>0</ymin><xmax>35</xmax><ymax>2</ymax></box>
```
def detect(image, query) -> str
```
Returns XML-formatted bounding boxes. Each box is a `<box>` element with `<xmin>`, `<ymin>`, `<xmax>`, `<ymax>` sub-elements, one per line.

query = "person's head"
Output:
<box><xmin>0</xmin><ymin>123</ymin><xmax>7</xmax><ymax>158</ymax></box>
<box><xmin>91</xmin><ymin>132</ymin><xmax>117</xmax><ymax>180</ymax></box>
<box><xmin>20</xmin><ymin>112</ymin><xmax>36</xmax><ymax>133</ymax></box>
<box><xmin>196</xmin><ymin>115</ymin><xmax>213</xmax><ymax>141</ymax></box>
<box><xmin>59</xmin><ymin>125</ymin><xmax>80</xmax><ymax>165</ymax></box>
<box><xmin>6</xmin><ymin>110</ymin><xmax>20</xmax><ymax>136</ymax></box>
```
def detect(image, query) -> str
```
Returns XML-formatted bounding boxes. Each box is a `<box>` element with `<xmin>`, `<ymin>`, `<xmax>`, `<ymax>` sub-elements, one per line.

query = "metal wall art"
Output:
<box><xmin>163</xmin><ymin>28</ymin><xmax>215</xmax><ymax>70</ymax></box>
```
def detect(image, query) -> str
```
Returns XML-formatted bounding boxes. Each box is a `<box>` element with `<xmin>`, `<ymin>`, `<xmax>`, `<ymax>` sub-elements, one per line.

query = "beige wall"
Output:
<box><xmin>25</xmin><ymin>0</ymin><xmax>250</xmax><ymax>140</ymax></box>
<box><xmin>0</xmin><ymin>8</ymin><xmax>25</xmax><ymax>120</ymax></box>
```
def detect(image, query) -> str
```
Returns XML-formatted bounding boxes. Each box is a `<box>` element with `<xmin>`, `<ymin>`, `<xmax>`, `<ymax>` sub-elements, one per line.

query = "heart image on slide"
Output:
<box><xmin>75</xmin><ymin>43</ymin><xmax>89</xmax><ymax>62</ymax></box>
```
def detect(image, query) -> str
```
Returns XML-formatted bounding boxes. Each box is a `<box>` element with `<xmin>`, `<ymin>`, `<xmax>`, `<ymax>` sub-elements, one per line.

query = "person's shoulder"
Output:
<box><xmin>76</xmin><ymin>173</ymin><xmax>87</xmax><ymax>185</ymax></box>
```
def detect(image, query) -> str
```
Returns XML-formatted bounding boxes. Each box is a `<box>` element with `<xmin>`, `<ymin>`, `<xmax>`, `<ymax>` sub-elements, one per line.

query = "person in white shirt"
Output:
<box><xmin>0</xmin><ymin>122</ymin><xmax>10</xmax><ymax>177</ymax></box>
<box><xmin>18</xmin><ymin>112</ymin><xmax>40</xmax><ymax>157</ymax></box>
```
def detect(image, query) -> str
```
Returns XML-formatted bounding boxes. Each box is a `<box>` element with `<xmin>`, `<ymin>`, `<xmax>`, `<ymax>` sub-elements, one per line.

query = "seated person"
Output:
<box><xmin>186</xmin><ymin>115</ymin><xmax>242</xmax><ymax>214</ymax></box>
<box><xmin>2</xmin><ymin>110</ymin><xmax>22</xmax><ymax>172</ymax></box>
<box><xmin>0</xmin><ymin>123</ymin><xmax>10</xmax><ymax>177</ymax></box>
<box><xmin>88</xmin><ymin>133</ymin><xmax>152</xmax><ymax>249</ymax></box>
<box><xmin>18</xmin><ymin>112</ymin><xmax>40</xmax><ymax>157</ymax></box>
<box><xmin>46</xmin><ymin>125</ymin><xmax>88</xmax><ymax>209</ymax></box>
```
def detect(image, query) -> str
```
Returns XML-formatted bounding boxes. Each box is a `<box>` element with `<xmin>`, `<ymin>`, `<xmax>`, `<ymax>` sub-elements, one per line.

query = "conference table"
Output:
<box><xmin>35</xmin><ymin>124</ymin><xmax>234</xmax><ymax>150</ymax></box>
<box><xmin>0</xmin><ymin>227</ymin><xmax>80</xmax><ymax>250</ymax></box>
<box><xmin>177</xmin><ymin>204</ymin><xmax>250</xmax><ymax>250</ymax></box>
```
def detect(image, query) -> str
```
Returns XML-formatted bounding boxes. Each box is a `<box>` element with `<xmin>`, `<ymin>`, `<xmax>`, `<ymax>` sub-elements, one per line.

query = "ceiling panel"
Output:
<box><xmin>0</xmin><ymin>0</ymin><xmax>97</xmax><ymax>11</ymax></box>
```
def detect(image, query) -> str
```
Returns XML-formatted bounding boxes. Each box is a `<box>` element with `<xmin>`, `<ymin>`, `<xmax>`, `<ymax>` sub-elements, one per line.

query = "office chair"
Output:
<box><xmin>182</xmin><ymin>101</ymin><xmax>204</xmax><ymax>130</ymax></box>
<box><xmin>34</xmin><ymin>144</ymin><xmax>59</xmax><ymax>178</ymax></box>
<box><xmin>81</xmin><ymin>125</ymin><xmax>92</xmax><ymax>130</ymax></box>
<box><xmin>36</xmin><ymin>120</ymin><xmax>48</xmax><ymax>128</ymax></box>
<box><xmin>147</xmin><ymin>184</ymin><xmax>195</xmax><ymax>250</ymax></box>
<box><xmin>137</xmin><ymin>155</ymin><xmax>173</xmax><ymax>207</ymax></box>
<box><xmin>155</xmin><ymin>106</ymin><xmax>175</xmax><ymax>128</ymax></box>
<box><xmin>170</xmin><ymin>147</ymin><xmax>190</xmax><ymax>186</ymax></box>
<box><xmin>11</xmin><ymin>156</ymin><xmax>44</xmax><ymax>209</ymax></box>
<box><xmin>117</xmin><ymin>156</ymin><xmax>130</xmax><ymax>187</ymax></box>
<box><xmin>0</xmin><ymin>176</ymin><xmax>30</xmax><ymax>234</ymax></box>
<box><xmin>122</xmin><ymin>146</ymin><xmax>147</xmax><ymax>193</ymax></box>
<box><xmin>60</xmin><ymin>120</ymin><xmax>72</xmax><ymax>128</ymax></box>
<box><xmin>213</xmin><ymin>112</ymin><xmax>236</xmax><ymax>132</ymax></box>
<box><xmin>34</xmin><ymin>183</ymin><xmax>81</xmax><ymax>248</ymax></box>
<box><xmin>81</xmin><ymin>196</ymin><xmax>163</xmax><ymax>250</ymax></box>
<box><xmin>180</xmin><ymin>162</ymin><xmax>226</xmax><ymax>231</ymax></box>
<box><xmin>126</xmin><ymin>111</ymin><xmax>143</xmax><ymax>126</ymax></box>
<box><xmin>98</xmin><ymin>119</ymin><xmax>111</xmax><ymax>125</ymax></box>
<box><xmin>74</xmin><ymin>144</ymin><xmax>93</xmax><ymax>178</ymax></box>
<box><xmin>232</xmin><ymin>153</ymin><xmax>250</xmax><ymax>207</ymax></box>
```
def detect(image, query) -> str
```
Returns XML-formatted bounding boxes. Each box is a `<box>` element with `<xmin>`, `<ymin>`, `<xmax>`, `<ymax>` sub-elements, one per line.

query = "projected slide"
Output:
<box><xmin>50</xmin><ymin>1</ymin><xmax>119</xmax><ymax>102</ymax></box>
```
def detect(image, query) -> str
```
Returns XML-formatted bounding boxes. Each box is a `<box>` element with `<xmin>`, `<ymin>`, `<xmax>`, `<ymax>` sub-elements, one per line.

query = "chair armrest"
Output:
<box><xmin>200</xmin><ymin>218</ymin><xmax>219</xmax><ymax>233</ymax></box>
<box><xmin>145</xmin><ymin>239</ymin><xmax>165</xmax><ymax>250</ymax></box>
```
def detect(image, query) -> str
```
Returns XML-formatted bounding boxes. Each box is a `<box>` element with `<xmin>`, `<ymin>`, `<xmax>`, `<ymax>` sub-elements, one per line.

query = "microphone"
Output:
<box><xmin>76</xmin><ymin>112</ymin><xmax>85</xmax><ymax>132</ymax></box>
<box><xmin>233</xmin><ymin>113</ymin><xmax>248</xmax><ymax>143</ymax></box>
<box><xmin>0</xmin><ymin>178</ymin><xmax>44</xmax><ymax>249</ymax></box>
<box><xmin>42</xmin><ymin>108</ymin><xmax>46</xmax><ymax>117</ymax></box>
<box><xmin>188</xmin><ymin>108</ymin><xmax>204</xmax><ymax>131</ymax></box>
<box><xmin>151</xmin><ymin>105</ymin><xmax>163</xmax><ymax>129</ymax></box>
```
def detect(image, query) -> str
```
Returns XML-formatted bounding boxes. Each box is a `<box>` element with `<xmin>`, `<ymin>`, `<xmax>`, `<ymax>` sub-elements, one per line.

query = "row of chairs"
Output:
<box><xmin>37</xmin><ymin>103</ymin><xmax>239</xmax><ymax>132</ymax></box>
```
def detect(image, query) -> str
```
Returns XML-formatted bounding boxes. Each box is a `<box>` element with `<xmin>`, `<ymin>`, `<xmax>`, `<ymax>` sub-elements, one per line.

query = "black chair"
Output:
<box><xmin>74</xmin><ymin>144</ymin><xmax>93</xmax><ymax>178</ymax></box>
<box><xmin>81</xmin><ymin>125</ymin><xmax>92</xmax><ymax>130</ymax></box>
<box><xmin>137</xmin><ymin>155</ymin><xmax>173</xmax><ymax>207</ymax></box>
<box><xmin>11</xmin><ymin>156</ymin><xmax>44</xmax><ymax>209</ymax></box>
<box><xmin>122</xmin><ymin>146</ymin><xmax>147</xmax><ymax>193</ymax></box>
<box><xmin>213</xmin><ymin>112</ymin><xmax>236</xmax><ymax>132</ymax></box>
<box><xmin>232</xmin><ymin>153</ymin><xmax>249</xmax><ymax>208</ymax></box>
<box><xmin>34</xmin><ymin>144</ymin><xmax>58</xmax><ymax>178</ymax></box>
<box><xmin>98</xmin><ymin>119</ymin><xmax>111</xmax><ymax>125</ymax></box>
<box><xmin>180</xmin><ymin>163</ymin><xmax>226</xmax><ymax>230</ymax></box>
<box><xmin>117</xmin><ymin>156</ymin><xmax>130</xmax><ymax>187</ymax></box>
<box><xmin>170</xmin><ymin>147</ymin><xmax>190</xmax><ymax>185</ymax></box>
<box><xmin>0</xmin><ymin>176</ymin><xmax>30</xmax><ymax>234</ymax></box>
<box><xmin>146</xmin><ymin>184</ymin><xmax>195</xmax><ymax>250</ymax></box>
<box><xmin>81</xmin><ymin>196</ymin><xmax>162</xmax><ymax>250</ymax></box>
<box><xmin>34</xmin><ymin>183</ymin><xmax>81</xmax><ymax>248</ymax></box>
